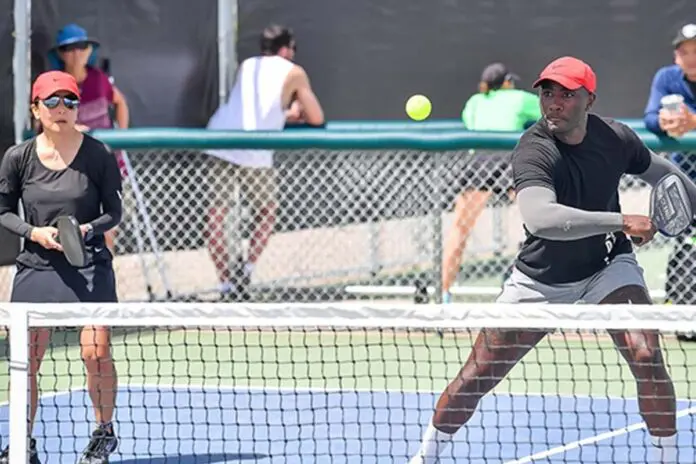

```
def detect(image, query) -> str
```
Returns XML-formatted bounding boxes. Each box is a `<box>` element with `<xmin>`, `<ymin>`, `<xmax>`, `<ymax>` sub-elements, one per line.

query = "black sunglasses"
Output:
<box><xmin>41</xmin><ymin>95</ymin><xmax>80</xmax><ymax>110</ymax></box>
<box><xmin>58</xmin><ymin>42</ymin><xmax>89</xmax><ymax>53</ymax></box>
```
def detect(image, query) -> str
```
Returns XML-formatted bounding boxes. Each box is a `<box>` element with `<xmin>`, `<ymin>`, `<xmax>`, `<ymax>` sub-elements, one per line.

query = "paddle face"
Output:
<box><xmin>650</xmin><ymin>173</ymin><xmax>693</xmax><ymax>237</ymax></box>
<box><xmin>56</xmin><ymin>215</ymin><xmax>87</xmax><ymax>267</ymax></box>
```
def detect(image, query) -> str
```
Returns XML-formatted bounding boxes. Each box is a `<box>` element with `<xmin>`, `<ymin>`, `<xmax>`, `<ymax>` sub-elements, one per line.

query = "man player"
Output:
<box><xmin>409</xmin><ymin>56</ymin><xmax>696</xmax><ymax>463</ymax></box>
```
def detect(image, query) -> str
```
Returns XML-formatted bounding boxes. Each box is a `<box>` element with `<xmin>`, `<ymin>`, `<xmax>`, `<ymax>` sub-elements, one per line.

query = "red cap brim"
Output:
<box><xmin>33</xmin><ymin>85</ymin><xmax>81</xmax><ymax>100</ymax></box>
<box><xmin>533</xmin><ymin>74</ymin><xmax>584</xmax><ymax>91</ymax></box>
<box><xmin>31</xmin><ymin>72</ymin><xmax>81</xmax><ymax>101</ymax></box>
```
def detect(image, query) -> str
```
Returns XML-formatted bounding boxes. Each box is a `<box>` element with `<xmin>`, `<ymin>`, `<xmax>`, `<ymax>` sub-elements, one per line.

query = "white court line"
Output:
<box><xmin>120</xmin><ymin>382</ymin><xmax>693</xmax><ymax>403</ymax></box>
<box><xmin>0</xmin><ymin>385</ymin><xmax>83</xmax><ymax>408</ymax></box>
<box><xmin>1</xmin><ymin>382</ymin><xmax>673</xmax><ymax>410</ymax></box>
<box><xmin>503</xmin><ymin>405</ymin><xmax>696</xmax><ymax>464</ymax></box>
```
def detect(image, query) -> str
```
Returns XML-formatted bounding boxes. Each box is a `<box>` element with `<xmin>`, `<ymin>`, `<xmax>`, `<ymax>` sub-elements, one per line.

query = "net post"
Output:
<box><xmin>9</xmin><ymin>307</ymin><xmax>29</xmax><ymax>464</ymax></box>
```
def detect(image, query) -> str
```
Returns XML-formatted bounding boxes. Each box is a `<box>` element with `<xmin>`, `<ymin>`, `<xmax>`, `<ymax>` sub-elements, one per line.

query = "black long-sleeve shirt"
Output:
<box><xmin>0</xmin><ymin>135</ymin><xmax>122</xmax><ymax>269</ymax></box>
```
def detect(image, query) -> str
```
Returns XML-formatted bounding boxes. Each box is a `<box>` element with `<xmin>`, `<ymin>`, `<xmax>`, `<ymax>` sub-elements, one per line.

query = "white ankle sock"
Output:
<box><xmin>410</xmin><ymin>422</ymin><xmax>454</xmax><ymax>464</ymax></box>
<box><xmin>650</xmin><ymin>434</ymin><xmax>677</xmax><ymax>463</ymax></box>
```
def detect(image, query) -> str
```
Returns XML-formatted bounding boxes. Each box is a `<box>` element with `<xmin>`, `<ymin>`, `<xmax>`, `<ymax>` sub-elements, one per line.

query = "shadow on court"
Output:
<box><xmin>115</xmin><ymin>453</ymin><xmax>267</xmax><ymax>463</ymax></box>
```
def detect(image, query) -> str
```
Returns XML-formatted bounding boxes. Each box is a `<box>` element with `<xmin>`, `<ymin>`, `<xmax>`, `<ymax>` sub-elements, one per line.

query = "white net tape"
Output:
<box><xmin>2</xmin><ymin>302</ymin><xmax>696</xmax><ymax>330</ymax></box>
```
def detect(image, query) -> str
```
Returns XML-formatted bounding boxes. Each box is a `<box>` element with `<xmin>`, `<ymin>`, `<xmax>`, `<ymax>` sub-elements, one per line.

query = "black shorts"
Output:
<box><xmin>442</xmin><ymin>150</ymin><xmax>513</xmax><ymax>205</ymax></box>
<box><xmin>11</xmin><ymin>262</ymin><xmax>118</xmax><ymax>303</ymax></box>
<box><xmin>665</xmin><ymin>235</ymin><xmax>696</xmax><ymax>305</ymax></box>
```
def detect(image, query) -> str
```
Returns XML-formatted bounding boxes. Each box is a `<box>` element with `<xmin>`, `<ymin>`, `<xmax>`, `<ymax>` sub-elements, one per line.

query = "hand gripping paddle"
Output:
<box><xmin>56</xmin><ymin>215</ymin><xmax>87</xmax><ymax>267</ymax></box>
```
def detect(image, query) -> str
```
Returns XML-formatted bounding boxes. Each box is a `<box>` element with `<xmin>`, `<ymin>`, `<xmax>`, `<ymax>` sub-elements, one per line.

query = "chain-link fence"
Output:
<box><xmin>0</xmin><ymin>144</ymin><xmax>692</xmax><ymax>304</ymax></box>
<box><xmin>96</xmin><ymin>147</ymin><xmax>696</xmax><ymax>305</ymax></box>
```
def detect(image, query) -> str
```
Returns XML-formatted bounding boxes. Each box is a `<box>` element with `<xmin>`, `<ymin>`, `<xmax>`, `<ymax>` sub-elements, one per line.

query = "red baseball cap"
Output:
<box><xmin>31</xmin><ymin>71</ymin><xmax>81</xmax><ymax>101</ymax></box>
<box><xmin>533</xmin><ymin>56</ymin><xmax>597</xmax><ymax>93</ymax></box>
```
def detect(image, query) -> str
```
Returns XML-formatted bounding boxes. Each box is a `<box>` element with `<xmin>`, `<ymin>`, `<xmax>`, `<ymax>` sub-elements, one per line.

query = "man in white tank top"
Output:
<box><xmin>204</xmin><ymin>24</ymin><xmax>325</xmax><ymax>300</ymax></box>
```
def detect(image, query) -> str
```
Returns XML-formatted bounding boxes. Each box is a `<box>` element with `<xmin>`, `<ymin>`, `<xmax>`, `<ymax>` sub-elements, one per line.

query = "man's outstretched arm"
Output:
<box><xmin>517</xmin><ymin>186</ymin><xmax>625</xmax><ymax>241</ymax></box>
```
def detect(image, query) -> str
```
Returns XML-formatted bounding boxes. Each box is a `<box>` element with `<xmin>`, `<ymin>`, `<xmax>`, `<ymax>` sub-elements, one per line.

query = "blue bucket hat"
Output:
<box><xmin>47</xmin><ymin>23</ymin><xmax>100</xmax><ymax>70</ymax></box>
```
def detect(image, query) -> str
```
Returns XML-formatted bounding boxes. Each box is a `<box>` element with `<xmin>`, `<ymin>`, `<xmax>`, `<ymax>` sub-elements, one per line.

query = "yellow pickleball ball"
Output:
<box><xmin>405</xmin><ymin>94</ymin><xmax>432</xmax><ymax>121</ymax></box>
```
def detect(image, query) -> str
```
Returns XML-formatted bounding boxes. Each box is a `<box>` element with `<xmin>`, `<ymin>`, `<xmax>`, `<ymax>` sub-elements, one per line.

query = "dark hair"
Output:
<box><xmin>260</xmin><ymin>25</ymin><xmax>294</xmax><ymax>55</ymax></box>
<box><xmin>28</xmin><ymin>98</ymin><xmax>42</xmax><ymax>134</ymax></box>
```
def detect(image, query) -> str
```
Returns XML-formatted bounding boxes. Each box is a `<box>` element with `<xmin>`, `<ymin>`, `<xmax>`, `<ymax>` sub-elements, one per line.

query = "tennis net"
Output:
<box><xmin>1</xmin><ymin>302</ymin><xmax>696</xmax><ymax>463</ymax></box>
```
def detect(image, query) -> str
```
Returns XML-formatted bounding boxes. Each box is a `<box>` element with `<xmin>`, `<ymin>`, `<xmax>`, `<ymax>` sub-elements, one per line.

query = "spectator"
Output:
<box><xmin>644</xmin><ymin>23</ymin><xmax>696</xmax><ymax>324</ymax></box>
<box><xmin>644</xmin><ymin>23</ymin><xmax>696</xmax><ymax>165</ymax></box>
<box><xmin>442</xmin><ymin>63</ymin><xmax>541</xmax><ymax>303</ymax></box>
<box><xmin>205</xmin><ymin>24</ymin><xmax>324</xmax><ymax>301</ymax></box>
<box><xmin>48</xmin><ymin>23</ymin><xmax>130</xmax><ymax>255</ymax></box>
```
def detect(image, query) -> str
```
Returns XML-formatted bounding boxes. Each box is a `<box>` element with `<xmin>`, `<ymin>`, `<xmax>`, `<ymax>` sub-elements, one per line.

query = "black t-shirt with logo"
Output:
<box><xmin>511</xmin><ymin>114</ymin><xmax>652</xmax><ymax>284</ymax></box>
<box><xmin>0</xmin><ymin>135</ymin><xmax>122</xmax><ymax>270</ymax></box>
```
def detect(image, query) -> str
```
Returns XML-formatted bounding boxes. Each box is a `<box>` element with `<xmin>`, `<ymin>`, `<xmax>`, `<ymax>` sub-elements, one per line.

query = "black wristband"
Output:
<box><xmin>84</xmin><ymin>224</ymin><xmax>95</xmax><ymax>242</ymax></box>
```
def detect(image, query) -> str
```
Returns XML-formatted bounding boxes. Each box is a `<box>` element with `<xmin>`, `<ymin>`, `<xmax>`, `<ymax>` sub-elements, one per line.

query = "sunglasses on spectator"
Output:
<box><xmin>58</xmin><ymin>42</ymin><xmax>89</xmax><ymax>52</ymax></box>
<box><xmin>40</xmin><ymin>95</ymin><xmax>80</xmax><ymax>110</ymax></box>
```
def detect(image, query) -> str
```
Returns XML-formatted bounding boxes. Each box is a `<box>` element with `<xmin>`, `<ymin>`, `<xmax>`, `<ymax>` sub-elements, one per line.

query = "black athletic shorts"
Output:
<box><xmin>442</xmin><ymin>150</ymin><xmax>513</xmax><ymax>206</ymax></box>
<box><xmin>11</xmin><ymin>261</ymin><xmax>118</xmax><ymax>303</ymax></box>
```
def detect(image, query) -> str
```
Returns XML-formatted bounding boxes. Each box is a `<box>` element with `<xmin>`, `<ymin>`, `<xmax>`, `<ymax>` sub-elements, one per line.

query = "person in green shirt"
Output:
<box><xmin>442</xmin><ymin>63</ymin><xmax>541</xmax><ymax>303</ymax></box>
<box><xmin>461</xmin><ymin>63</ymin><xmax>541</xmax><ymax>131</ymax></box>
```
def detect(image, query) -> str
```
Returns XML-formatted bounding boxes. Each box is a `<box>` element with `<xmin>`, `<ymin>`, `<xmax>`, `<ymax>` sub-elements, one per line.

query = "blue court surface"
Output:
<box><xmin>1</xmin><ymin>385</ymin><xmax>695</xmax><ymax>463</ymax></box>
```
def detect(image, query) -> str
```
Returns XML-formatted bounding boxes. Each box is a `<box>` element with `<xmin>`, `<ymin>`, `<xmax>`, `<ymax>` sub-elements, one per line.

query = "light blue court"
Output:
<box><xmin>1</xmin><ymin>385</ymin><xmax>694</xmax><ymax>463</ymax></box>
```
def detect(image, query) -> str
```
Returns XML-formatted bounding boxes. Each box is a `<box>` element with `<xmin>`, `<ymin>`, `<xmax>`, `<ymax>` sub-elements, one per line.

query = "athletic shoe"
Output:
<box><xmin>77</xmin><ymin>426</ymin><xmax>118</xmax><ymax>464</ymax></box>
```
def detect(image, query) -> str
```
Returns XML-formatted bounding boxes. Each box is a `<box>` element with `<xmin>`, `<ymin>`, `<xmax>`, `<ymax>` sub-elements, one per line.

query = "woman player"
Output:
<box><xmin>0</xmin><ymin>71</ymin><xmax>122</xmax><ymax>464</ymax></box>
